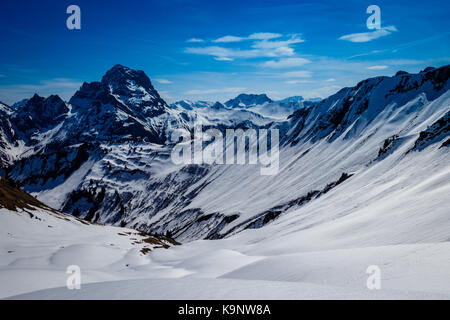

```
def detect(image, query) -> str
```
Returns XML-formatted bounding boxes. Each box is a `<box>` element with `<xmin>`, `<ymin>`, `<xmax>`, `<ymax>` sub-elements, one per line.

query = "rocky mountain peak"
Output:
<box><xmin>24</xmin><ymin>94</ymin><xmax>67</xmax><ymax>120</ymax></box>
<box><xmin>12</xmin><ymin>94</ymin><xmax>68</xmax><ymax>131</ymax></box>
<box><xmin>98</xmin><ymin>65</ymin><xmax>168</xmax><ymax>117</ymax></box>
<box><xmin>101</xmin><ymin>64</ymin><xmax>154</xmax><ymax>93</ymax></box>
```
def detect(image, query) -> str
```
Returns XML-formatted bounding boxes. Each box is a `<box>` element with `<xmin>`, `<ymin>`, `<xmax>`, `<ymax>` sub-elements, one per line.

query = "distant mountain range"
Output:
<box><xmin>170</xmin><ymin>95</ymin><xmax>321</xmax><ymax>111</ymax></box>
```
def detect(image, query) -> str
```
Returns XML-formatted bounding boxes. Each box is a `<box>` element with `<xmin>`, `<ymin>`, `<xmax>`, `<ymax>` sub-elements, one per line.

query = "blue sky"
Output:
<box><xmin>0</xmin><ymin>0</ymin><xmax>449</xmax><ymax>104</ymax></box>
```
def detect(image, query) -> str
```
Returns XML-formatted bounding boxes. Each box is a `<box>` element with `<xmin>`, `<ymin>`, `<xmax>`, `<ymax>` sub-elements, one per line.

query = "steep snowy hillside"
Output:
<box><xmin>0</xmin><ymin>177</ymin><xmax>178</xmax><ymax>298</ymax></box>
<box><xmin>2</xmin><ymin>157</ymin><xmax>450</xmax><ymax>300</ymax></box>
<box><xmin>165</xmin><ymin>65</ymin><xmax>449</xmax><ymax>240</ymax></box>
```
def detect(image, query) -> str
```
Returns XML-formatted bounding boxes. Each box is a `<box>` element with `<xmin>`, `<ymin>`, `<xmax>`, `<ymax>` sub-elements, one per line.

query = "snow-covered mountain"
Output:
<box><xmin>1</xmin><ymin>64</ymin><xmax>448</xmax><ymax>242</ymax></box>
<box><xmin>1</xmin><ymin>64</ymin><xmax>449</xmax><ymax>299</ymax></box>
<box><xmin>170</xmin><ymin>100</ymin><xmax>215</xmax><ymax>110</ymax></box>
<box><xmin>275</xmin><ymin>95</ymin><xmax>322</xmax><ymax>104</ymax></box>
<box><xmin>225</xmin><ymin>93</ymin><xmax>273</xmax><ymax>108</ymax></box>
<box><xmin>62</xmin><ymin>64</ymin><xmax>179</xmax><ymax>145</ymax></box>
<box><xmin>10</xmin><ymin>94</ymin><xmax>69</xmax><ymax>146</ymax></box>
<box><xmin>277</xmin><ymin>95</ymin><xmax>304</xmax><ymax>103</ymax></box>
<box><xmin>172</xmin><ymin>96</ymin><xmax>301</xmax><ymax>120</ymax></box>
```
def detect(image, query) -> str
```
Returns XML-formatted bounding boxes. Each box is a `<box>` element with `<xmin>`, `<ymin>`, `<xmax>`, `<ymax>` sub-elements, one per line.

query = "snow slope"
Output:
<box><xmin>0</xmin><ymin>178</ymin><xmax>178</xmax><ymax>299</ymax></box>
<box><xmin>6</xmin><ymin>223</ymin><xmax>450</xmax><ymax>299</ymax></box>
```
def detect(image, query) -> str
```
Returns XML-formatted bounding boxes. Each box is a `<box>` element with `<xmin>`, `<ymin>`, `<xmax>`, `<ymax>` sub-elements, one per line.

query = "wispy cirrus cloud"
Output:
<box><xmin>186</xmin><ymin>38</ymin><xmax>205</xmax><ymax>43</ymax></box>
<box><xmin>252</xmin><ymin>37</ymin><xmax>303</xmax><ymax>49</ymax></box>
<box><xmin>213</xmin><ymin>35</ymin><xmax>245</xmax><ymax>43</ymax></box>
<box><xmin>155</xmin><ymin>78</ymin><xmax>172</xmax><ymax>84</ymax></box>
<box><xmin>248</xmin><ymin>32</ymin><xmax>282</xmax><ymax>40</ymax></box>
<box><xmin>339</xmin><ymin>26</ymin><xmax>397</xmax><ymax>43</ymax></box>
<box><xmin>285</xmin><ymin>79</ymin><xmax>314</xmax><ymax>84</ymax></box>
<box><xmin>367</xmin><ymin>65</ymin><xmax>388</xmax><ymax>70</ymax></box>
<box><xmin>186</xmin><ymin>33</ymin><xmax>304</xmax><ymax>60</ymax></box>
<box><xmin>214</xmin><ymin>57</ymin><xmax>233</xmax><ymax>61</ymax></box>
<box><xmin>186</xmin><ymin>45</ymin><xmax>296</xmax><ymax>59</ymax></box>
<box><xmin>261</xmin><ymin>57</ymin><xmax>311</xmax><ymax>68</ymax></box>
<box><xmin>280</xmin><ymin>70</ymin><xmax>312</xmax><ymax>78</ymax></box>
<box><xmin>213</xmin><ymin>32</ymin><xmax>282</xmax><ymax>43</ymax></box>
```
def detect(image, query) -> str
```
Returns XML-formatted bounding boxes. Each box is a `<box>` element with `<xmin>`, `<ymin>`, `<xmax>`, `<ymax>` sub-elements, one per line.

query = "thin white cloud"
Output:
<box><xmin>213</xmin><ymin>35</ymin><xmax>244</xmax><ymax>43</ymax></box>
<box><xmin>185</xmin><ymin>87</ymin><xmax>246</xmax><ymax>95</ymax></box>
<box><xmin>261</xmin><ymin>57</ymin><xmax>311</xmax><ymax>68</ymax></box>
<box><xmin>214</xmin><ymin>57</ymin><xmax>233</xmax><ymax>61</ymax></box>
<box><xmin>268</xmin><ymin>46</ymin><xmax>295</xmax><ymax>56</ymax></box>
<box><xmin>185</xmin><ymin>45</ymin><xmax>296</xmax><ymax>59</ymax></box>
<box><xmin>280</xmin><ymin>70</ymin><xmax>312</xmax><ymax>78</ymax></box>
<box><xmin>187</xmin><ymin>38</ymin><xmax>205</xmax><ymax>43</ymax></box>
<box><xmin>347</xmin><ymin>49</ymin><xmax>384</xmax><ymax>59</ymax></box>
<box><xmin>155</xmin><ymin>79</ymin><xmax>172</xmax><ymax>84</ymax></box>
<box><xmin>339</xmin><ymin>26</ymin><xmax>397</xmax><ymax>43</ymax></box>
<box><xmin>186</xmin><ymin>46</ymin><xmax>231</xmax><ymax>57</ymax></box>
<box><xmin>214</xmin><ymin>32</ymin><xmax>283</xmax><ymax>43</ymax></box>
<box><xmin>252</xmin><ymin>37</ymin><xmax>304</xmax><ymax>49</ymax></box>
<box><xmin>325</xmin><ymin>78</ymin><xmax>336</xmax><ymax>82</ymax></box>
<box><xmin>285</xmin><ymin>80</ymin><xmax>314</xmax><ymax>84</ymax></box>
<box><xmin>188</xmin><ymin>33</ymin><xmax>304</xmax><ymax>60</ymax></box>
<box><xmin>367</xmin><ymin>65</ymin><xmax>388</xmax><ymax>70</ymax></box>
<box><xmin>248</xmin><ymin>32</ymin><xmax>282</xmax><ymax>40</ymax></box>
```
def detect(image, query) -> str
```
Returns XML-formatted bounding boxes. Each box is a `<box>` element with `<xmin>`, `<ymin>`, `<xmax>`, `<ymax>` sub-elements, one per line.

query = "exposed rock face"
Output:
<box><xmin>9</xmin><ymin>94</ymin><xmax>68</xmax><ymax>146</ymax></box>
